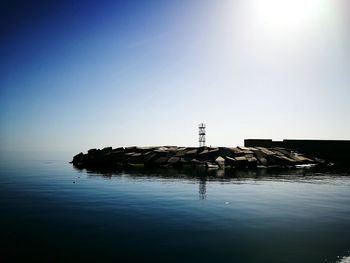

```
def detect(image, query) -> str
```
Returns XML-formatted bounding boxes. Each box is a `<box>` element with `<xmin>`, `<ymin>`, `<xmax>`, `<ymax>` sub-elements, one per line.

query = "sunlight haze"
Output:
<box><xmin>0</xmin><ymin>0</ymin><xmax>349</xmax><ymax>152</ymax></box>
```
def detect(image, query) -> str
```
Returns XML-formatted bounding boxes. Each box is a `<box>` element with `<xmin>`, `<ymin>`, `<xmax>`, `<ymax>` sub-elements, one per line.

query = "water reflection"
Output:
<box><xmin>74</xmin><ymin>165</ymin><xmax>350</xmax><ymax>181</ymax></box>
<box><xmin>198</xmin><ymin>176</ymin><xmax>206</xmax><ymax>200</ymax></box>
<box><xmin>73</xmin><ymin>165</ymin><xmax>350</xmax><ymax>201</ymax></box>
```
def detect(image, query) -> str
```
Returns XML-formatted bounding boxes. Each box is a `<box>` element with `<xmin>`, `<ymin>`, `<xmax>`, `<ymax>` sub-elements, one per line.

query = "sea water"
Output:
<box><xmin>0</xmin><ymin>151</ymin><xmax>349</xmax><ymax>262</ymax></box>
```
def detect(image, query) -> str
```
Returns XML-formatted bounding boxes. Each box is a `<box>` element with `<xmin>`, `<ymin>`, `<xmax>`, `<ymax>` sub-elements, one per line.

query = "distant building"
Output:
<box><xmin>244</xmin><ymin>139</ymin><xmax>350</xmax><ymax>165</ymax></box>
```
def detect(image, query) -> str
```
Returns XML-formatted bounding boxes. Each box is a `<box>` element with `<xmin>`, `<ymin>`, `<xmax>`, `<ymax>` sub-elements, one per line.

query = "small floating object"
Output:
<box><xmin>225</xmin><ymin>202</ymin><xmax>230</xmax><ymax>205</ymax></box>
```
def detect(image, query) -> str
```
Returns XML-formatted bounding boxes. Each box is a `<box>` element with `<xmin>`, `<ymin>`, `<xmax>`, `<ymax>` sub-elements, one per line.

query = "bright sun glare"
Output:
<box><xmin>252</xmin><ymin>0</ymin><xmax>325</xmax><ymax>34</ymax></box>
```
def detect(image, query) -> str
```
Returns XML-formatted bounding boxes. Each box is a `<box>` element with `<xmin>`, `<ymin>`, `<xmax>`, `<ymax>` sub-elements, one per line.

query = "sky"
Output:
<box><xmin>0</xmin><ymin>0</ymin><xmax>349</xmax><ymax>152</ymax></box>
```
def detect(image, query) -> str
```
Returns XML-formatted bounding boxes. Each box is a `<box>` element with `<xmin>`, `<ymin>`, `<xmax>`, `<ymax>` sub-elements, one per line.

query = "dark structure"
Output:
<box><xmin>72</xmin><ymin>145</ymin><xmax>324</xmax><ymax>172</ymax></box>
<box><xmin>199</xmin><ymin>123</ymin><xmax>206</xmax><ymax>147</ymax></box>
<box><xmin>245</xmin><ymin>139</ymin><xmax>350</xmax><ymax>166</ymax></box>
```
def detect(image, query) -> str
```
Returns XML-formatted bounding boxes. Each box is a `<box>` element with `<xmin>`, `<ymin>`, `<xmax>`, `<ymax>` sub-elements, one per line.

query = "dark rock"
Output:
<box><xmin>185</xmin><ymin>149</ymin><xmax>198</xmax><ymax>158</ymax></box>
<box><xmin>125</xmin><ymin>146</ymin><xmax>137</xmax><ymax>153</ymax></box>
<box><xmin>257</xmin><ymin>147</ymin><xmax>276</xmax><ymax>156</ymax></box>
<box><xmin>110</xmin><ymin>151</ymin><xmax>125</xmax><ymax>162</ymax></box>
<box><xmin>154</xmin><ymin>156</ymin><xmax>169</xmax><ymax>165</ymax></box>
<box><xmin>167</xmin><ymin>157</ymin><xmax>180</xmax><ymax>164</ymax></box>
<box><xmin>88</xmin><ymin>148</ymin><xmax>97</xmax><ymax>155</ymax></box>
<box><xmin>113</xmin><ymin>147</ymin><xmax>124</xmax><ymax>152</ymax></box>
<box><xmin>191</xmin><ymin>159</ymin><xmax>206</xmax><ymax>167</ymax></box>
<box><xmin>72</xmin><ymin>152</ymin><xmax>85</xmax><ymax>164</ymax></box>
<box><xmin>205</xmin><ymin>148</ymin><xmax>220</xmax><ymax>160</ymax></box>
<box><xmin>291</xmin><ymin>154</ymin><xmax>314</xmax><ymax>164</ymax></box>
<box><xmin>224</xmin><ymin>156</ymin><xmax>236</xmax><ymax>167</ymax></box>
<box><xmin>144</xmin><ymin>153</ymin><xmax>158</xmax><ymax>163</ymax></box>
<box><xmin>229</xmin><ymin>147</ymin><xmax>245</xmax><ymax>157</ymax></box>
<box><xmin>218</xmin><ymin>147</ymin><xmax>232</xmax><ymax>158</ymax></box>
<box><xmin>175</xmin><ymin>149</ymin><xmax>186</xmax><ymax>157</ymax></box>
<box><xmin>246</xmin><ymin>154</ymin><xmax>258</xmax><ymax>168</ymax></box>
<box><xmin>237</xmin><ymin>146</ymin><xmax>254</xmax><ymax>154</ymax></box>
<box><xmin>102</xmin><ymin>147</ymin><xmax>112</xmax><ymax>153</ymax></box>
<box><xmin>124</xmin><ymin>153</ymin><xmax>143</xmax><ymax>164</ymax></box>
<box><xmin>234</xmin><ymin>156</ymin><xmax>248</xmax><ymax>168</ymax></box>
<box><xmin>72</xmin><ymin>145</ymin><xmax>321</xmax><ymax>171</ymax></box>
<box><xmin>251</xmin><ymin>149</ymin><xmax>268</xmax><ymax>165</ymax></box>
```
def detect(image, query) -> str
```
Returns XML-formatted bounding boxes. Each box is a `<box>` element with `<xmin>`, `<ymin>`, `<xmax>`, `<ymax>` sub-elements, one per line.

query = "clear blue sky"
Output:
<box><xmin>1</xmin><ymin>0</ymin><xmax>349</xmax><ymax>152</ymax></box>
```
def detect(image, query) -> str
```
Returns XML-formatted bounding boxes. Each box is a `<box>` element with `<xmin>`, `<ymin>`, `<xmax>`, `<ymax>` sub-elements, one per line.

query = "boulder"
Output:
<box><xmin>154</xmin><ymin>156</ymin><xmax>169</xmax><ymax>165</ymax></box>
<box><xmin>224</xmin><ymin>156</ymin><xmax>236</xmax><ymax>167</ymax></box>
<box><xmin>167</xmin><ymin>146</ymin><xmax>179</xmax><ymax>153</ymax></box>
<box><xmin>72</xmin><ymin>152</ymin><xmax>85</xmax><ymax>164</ymax></box>
<box><xmin>267</xmin><ymin>154</ymin><xmax>295</xmax><ymax>166</ymax></box>
<box><xmin>185</xmin><ymin>149</ymin><xmax>198</xmax><ymax>158</ymax></box>
<box><xmin>206</xmin><ymin>148</ymin><xmax>220</xmax><ymax>160</ymax></box>
<box><xmin>124</xmin><ymin>153</ymin><xmax>143</xmax><ymax>164</ymax></box>
<box><xmin>229</xmin><ymin>147</ymin><xmax>245</xmax><ymax>157</ymax></box>
<box><xmin>101</xmin><ymin>147</ymin><xmax>112</xmax><ymax>153</ymax></box>
<box><xmin>246</xmin><ymin>154</ymin><xmax>258</xmax><ymax>168</ymax></box>
<box><xmin>175</xmin><ymin>149</ymin><xmax>186</xmax><ymax>157</ymax></box>
<box><xmin>125</xmin><ymin>146</ymin><xmax>137</xmax><ymax>153</ymax></box>
<box><xmin>215</xmin><ymin>156</ymin><xmax>225</xmax><ymax>168</ymax></box>
<box><xmin>197</xmin><ymin>149</ymin><xmax>209</xmax><ymax>160</ymax></box>
<box><xmin>113</xmin><ymin>147</ymin><xmax>124</xmax><ymax>152</ymax></box>
<box><xmin>257</xmin><ymin>147</ymin><xmax>276</xmax><ymax>156</ymax></box>
<box><xmin>251</xmin><ymin>149</ymin><xmax>268</xmax><ymax>165</ymax></box>
<box><xmin>218</xmin><ymin>147</ymin><xmax>232</xmax><ymax>158</ymax></box>
<box><xmin>153</xmin><ymin>149</ymin><xmax>169</xmax><ymax>155</ymax></box>
<box><xmin>234</xmin><ymin>156</ymin><xmax>248</xmax><ymax>168</ymax></box>
<box><xmin>167</xmin><ymin>156</ymin><xmax>180</xmax><ymax>164</ymax></box>
<box><xmin>191</xmin><ymin>159</ymin><xmax>206</xmax><ymax>167</ymax></box>
<box><xmin>292</xmin><ymin>154</ymin><xmax>314</xmax><ymax>164</ymax></box>
<box><xmin>272</xmin><ymin>148</ymin><xmax>291</xmax><ymax>156</ymax></box>
<box><xmin>159</xmin><ymin>146</ymin><xmax>171</xmax><ymax>151</ymax></box>
<box><xmin>110</xmin><ymin>151</ymin><xmax>125</xmax><ymax>162</ymax></box>
<box><xmin>178</xmin><ymin>158</ymin><xmax>192</xmax><ymax>167</ymax></box>
<box><xmin>88</xmin><ymin>148</ymin><xmax>98</xmax><ymax>155</ymax></box>
<box><xmin>144</xmin><ymin>153</ymin><xmax>158</xmax><ymax>163</ymax></box>
<box><xmin>237</xmin><ymin>146</ymin><xmax>254</xmax><ymax>154</ymax></box>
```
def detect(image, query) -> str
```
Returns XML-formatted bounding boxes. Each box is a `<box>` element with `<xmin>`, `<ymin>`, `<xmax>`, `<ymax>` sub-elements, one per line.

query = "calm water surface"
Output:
<box><xmin>0</xmin><ymin>151</ymin><xmax>350</xmax><ymax>262</ymax></box>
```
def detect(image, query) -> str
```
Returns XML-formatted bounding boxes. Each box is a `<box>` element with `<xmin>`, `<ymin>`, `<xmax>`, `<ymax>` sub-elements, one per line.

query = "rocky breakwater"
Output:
<box><xmin>71</xmin><ymin>146</ymin><xmax>326</xmax><ymax>170</ymax></box>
